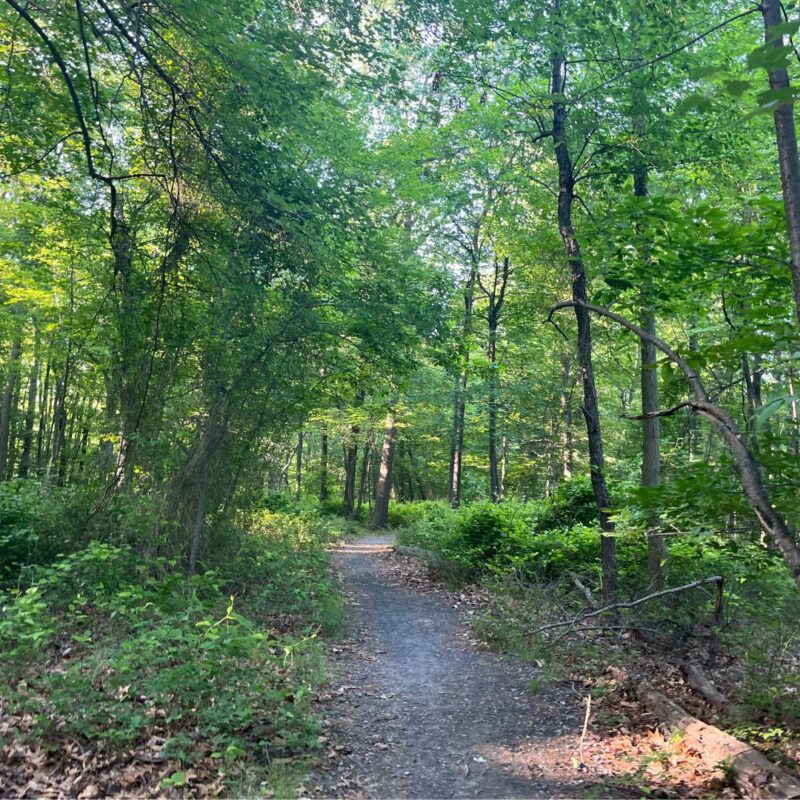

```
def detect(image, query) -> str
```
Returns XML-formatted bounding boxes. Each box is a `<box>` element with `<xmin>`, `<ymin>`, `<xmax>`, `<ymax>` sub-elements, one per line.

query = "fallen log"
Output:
<box><xmin>637</xmin><ymin>680</ymin><xmax>800</xmax><ymax>798</ymax></box>
<box><xmin>679</xmin><ymin>661</ymin><xmax>730</xmax><ymax>711</ymax></box>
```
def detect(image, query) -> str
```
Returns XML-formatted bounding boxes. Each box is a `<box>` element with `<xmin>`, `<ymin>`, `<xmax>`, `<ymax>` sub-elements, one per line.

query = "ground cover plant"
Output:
<box><xmin>0</xmin><ymin>506</ymin><xmax>348</xmax><ymax>797</ymax></box>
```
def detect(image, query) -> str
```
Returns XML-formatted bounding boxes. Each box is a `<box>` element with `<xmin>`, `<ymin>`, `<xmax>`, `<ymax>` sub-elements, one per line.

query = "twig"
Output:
<box><xmin>578</xmin><ymin>694</ymin><xmax>591</xmax><ymax>767</ymax></box>
<box><xmin>568</xmin><ymin>571</ymin><xmax>596</xmax><ymax>607</ymax></box>
<box><xmin>539</xmin><ymin>576</ymin><xmax>723</xmax><ymax>633</ymax></box>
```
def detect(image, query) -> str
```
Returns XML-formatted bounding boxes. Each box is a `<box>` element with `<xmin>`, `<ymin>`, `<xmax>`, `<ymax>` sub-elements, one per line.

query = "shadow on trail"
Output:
<box><xmin>312</xmin><ymin>534</ymin><xmax>685</xmax><ymax>799</ymax></box>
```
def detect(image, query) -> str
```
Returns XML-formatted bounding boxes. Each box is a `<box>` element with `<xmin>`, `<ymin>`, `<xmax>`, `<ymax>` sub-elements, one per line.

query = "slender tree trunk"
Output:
<box><xmin>449</xmin><ymin>267</ymin><xmax>476</xmax><ymax>506</ymax></box>
<box><xmin>18</xmin><ymin>338</ymin><xmax>39</xmax><ymax>478</ymax></box>
<box><xmin>500</xmin><ymin>435</ymin><xmax>508</xmax><ymax>499</ymax></box>
<box><xmin>188</xmin><ymin>451</ymin><xmax>209</xmax><ymax>576</ymax></box>
<box><xmin>642</xmin><ymin>301</ymin><xmax>665</xmax><ymax>590</ymax></box>
<box><xmin>632</xmin><ymin>87</ymin><xmax>666</xmax><ymax>591</ymax></box>
<box><xmin>319</xmin><ymin>428</ymin><xmax>329</xmax><ymax>502</ymax></box>
<box><xmin>0</xmin><ymin>335</ymin><xmax>22</xmax><ymax>480</ymax></box>
<box><xmin>112</xmin><ymin>194</ymin><xmax>137</xmax><ymax>487</ymax></box>
<box><xmin>688</xmin><ymin>327</ymin><xmax>700</xmax><ymax>459</ymax></box>
<box><xmin>343</xmin><ymin>429</ymin><xmax>359</xmax><ymax>516</ymax></box>
<box><xmin>761</xmin><ymin>0</ymin><xmax>800</xmax><ymax>325</ymax></box>
<box><xmin>48</xmin><ymin>350</ymin><xmax>70</xmax><ymax>485</ymax></box>
<box><xmin>295</xmin><ymin>429</ymin><xmax>303</xmax><ymax>499</ymax></box>
<box><xmin>551</xmin><ymin>44</ymin><xmax>616</xmax><ymax>601</ymax></box>
<box><xmin>372</xmin><ymin>412</ymin><xmax>397</xmax><ymax>529</ymax></box>
<box><xmin>357</xmin><ymin>431</ymin><xmax>373</xmax><ymax>514</ymax></box>
<box><xmin>560</xmin><ymin>352</ymin><xmax>573</xmax><ymax>480</ymax></box>
<box><xmin>488</xmin><ymin>311</ymin><xmax>501</xmax><ymax>501</ymax></box>
<box><xmin>36</xmin><ymin>356</ymin><xmax>51</xmax><ymax>474</ymax></box>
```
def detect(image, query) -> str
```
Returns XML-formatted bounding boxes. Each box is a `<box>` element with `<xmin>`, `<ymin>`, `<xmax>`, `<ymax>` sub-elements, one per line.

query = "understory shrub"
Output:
<box><xmin>0</xmin><ymin>508</ymin><xmax>344</xmax><ymax>787</ymax></box>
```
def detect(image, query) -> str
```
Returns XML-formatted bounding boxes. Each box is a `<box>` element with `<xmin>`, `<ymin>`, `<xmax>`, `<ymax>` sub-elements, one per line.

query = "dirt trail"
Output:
<box><xmin>310</xmin><ymin>535</ymin><xmax>593</xmax><ymax>799</ymax></box>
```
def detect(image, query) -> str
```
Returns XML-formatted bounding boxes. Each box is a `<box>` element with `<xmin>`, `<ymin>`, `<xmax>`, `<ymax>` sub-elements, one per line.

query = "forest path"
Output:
<box><xmin>309</xmin><ymin>534</ymin><xmax>596</xmax><ymax>799</ymax></box>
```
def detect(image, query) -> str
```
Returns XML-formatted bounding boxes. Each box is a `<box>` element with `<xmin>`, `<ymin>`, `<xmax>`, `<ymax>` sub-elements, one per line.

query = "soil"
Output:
<box><xmin>308</xmin><ymin>536</ymin><xmax>722</xmax><ymax>800</ymax></box>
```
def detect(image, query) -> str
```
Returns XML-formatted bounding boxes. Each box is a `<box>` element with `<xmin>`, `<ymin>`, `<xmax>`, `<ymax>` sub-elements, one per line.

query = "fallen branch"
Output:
<box><xmin>568</xmin><ymin>571</ymin><xmax>597</xmax><ymax>607</ymax></box>
<box><xmin>680</xmin><ymin>662</ymin><xmax>730</xmax><ymax>710</ymax></box>
<box><xmin>538</xmin><ymin>576</ymin><xmax>723</xmax><ymax>633</ymax></box>
<box><xmin>638</xmin><ymin>681</ymin><xmax>800</xmax><ymax>798</ymax></box>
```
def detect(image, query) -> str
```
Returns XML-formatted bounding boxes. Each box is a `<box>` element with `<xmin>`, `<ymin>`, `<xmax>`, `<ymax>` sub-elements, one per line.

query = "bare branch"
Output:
<box><xmin>539</xmin><ymin>576</ymin><xmax>724</xmax><ymax>633</ymax></box>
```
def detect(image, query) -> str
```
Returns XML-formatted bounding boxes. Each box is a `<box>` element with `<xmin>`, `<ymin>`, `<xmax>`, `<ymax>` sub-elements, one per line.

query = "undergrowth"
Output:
<box><xmin>0</xmin><ymin>503</ymin><xmax>349</xmax><ymax>797</ymax></box>
<box><xmin>392</xmin><ymin>481</ymin><xmax>800</xmax><ymax>770</ymax></box>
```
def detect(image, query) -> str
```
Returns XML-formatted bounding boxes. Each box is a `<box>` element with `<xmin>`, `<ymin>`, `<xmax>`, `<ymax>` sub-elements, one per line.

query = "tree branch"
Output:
<box><xmin>539</xmin><ymin>576</ymin><xmax>724</xmax><ymax>633</ymax></box>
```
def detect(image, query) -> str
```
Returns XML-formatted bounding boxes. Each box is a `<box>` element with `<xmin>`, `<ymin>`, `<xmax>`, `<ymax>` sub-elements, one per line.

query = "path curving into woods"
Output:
<box><xmin>310</xmin><ymin>535</ymin><xmax>597</xmax><ymax>799</ymax></box>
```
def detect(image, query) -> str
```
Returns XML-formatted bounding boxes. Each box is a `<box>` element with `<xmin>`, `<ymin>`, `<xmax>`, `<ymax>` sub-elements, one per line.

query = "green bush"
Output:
<box><xmin>0</xmin><ymin>508</ymin><xmax>344</xmax><ymax>783</ymax></box>
<box><xmin>0</xmin><ymin>479</ymin><xmax>91</xmax><ymax>584</ymax></box>
<box><xmin>533</xmin><ymin>477</ymin><xmax>598</xmax><ymax>532</ymax></box>
<box><xmin>388</xmin><ymin>499</ymin><xmax>452</xmax><ymax>529</ymax></box>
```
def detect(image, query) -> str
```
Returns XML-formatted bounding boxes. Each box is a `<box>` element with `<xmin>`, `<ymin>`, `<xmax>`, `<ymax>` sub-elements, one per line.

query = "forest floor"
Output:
<box><xmin>307</xmin><ymin>535</ymin><xmax>728</xmax><ymax>800</ymax></box>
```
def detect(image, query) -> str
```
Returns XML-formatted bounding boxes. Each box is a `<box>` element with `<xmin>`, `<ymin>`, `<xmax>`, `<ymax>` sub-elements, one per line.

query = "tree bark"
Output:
<box><xmin>642</xmin><ymin>301</ymin><xmax>666</xmax><ymax>590</ymax></box>
<box><xmin>319</xmin><ymin>428</ymin><xmax>329</xmax><ymax>502</ymax></box>
<box><xmin>18</xmin><ymin>337</ymin><xmax>39</xmax><ymax>479</ymax></box>
<box><xmin>551</xmin><ymin>42</ymin><xmax>617</xmax><ymax>601</ymax></box>
<box><xmin>188</xmin><ymin>450</ymin><xmax>209</xmax><ymax>576</ymax></box>
<box><xmin>48</xmin><ymin>357</ymin><xmax>69</xmax><ymax>485</ymax></box>
<box><xmin>0</xmin><ymin>335</ymin><xmax>22</xmax><ymax>480</ymax></box>
<box><xmin>449</xmin><ymin>267</ymin><xmax>477</xmax><ymax>507</ymax></box>
<box><xmin>36</xmin><ymin>356</ymin><xmax>51</xmax><ymax>474</ymax></box>
<box><xmin>761</xmin><ymin>0</ymin><xmax>800</xmax><ymax>325</ymax></box>
<box><xmin>295</xmin><ymin>429</ymin><xmax>303</xmax><ymax>499</ymax></box>
<box><xmin>688</xmin><ymin>327</ymin><xmax>700</xmax><ymax>459</ymax></box>
<box><xmin>343</xmin><ymin>426</ymin><xmax>359</xmax><ymax>516</ymax></box>
<box><xmin>357</xmin><ymin>430</ymin><xmax>374</xmax><ymax>514</ymax></box>
<box><xmin>484</xmin><ymin>257</ymin><xmax>509</xmax><ymax>502</ymax></box>
<box><xmin>372</xmin><ymin>412</ymin><xmax>397</xmax><ymax>529</ymax></box>
<box><xmin>560</xmin><ymin>352</ymin><xmax>573</xmax><ymax>480</ymax></box>
<box><xmin>633</xmin><ymin>133</ymin><xmax>666</xmax><ymax>591</ymax></box>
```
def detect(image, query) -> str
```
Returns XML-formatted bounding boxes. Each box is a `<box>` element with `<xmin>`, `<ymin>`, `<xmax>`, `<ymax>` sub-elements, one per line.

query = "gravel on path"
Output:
<box><xmin>309</xmin><ymin>535</ymin><xmax>595</xmax><ymax>800</ymax></box>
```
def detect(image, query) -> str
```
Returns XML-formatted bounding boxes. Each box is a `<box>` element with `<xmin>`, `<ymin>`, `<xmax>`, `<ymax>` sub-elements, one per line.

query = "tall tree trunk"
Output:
<box><xmin>36</xmin><ymin>356</ymin><xmax>51</xmax><ymax>474</ymax></box>
<box><xmin>49</xmin><ymin>354</ymin><xmax>70</xmax><ymax>485</ymax></box>
<box><xmin>356</xmin><ymin>431</ymin><xmax>373</xmax><ymax>514</ymax></box>
<box><xmin>372</xmin><ymin>412</ymin><xmax>397</xmax><ymax>529</ymax></box>
<box><xmin>295</xmin><ymin>429</ymin><xmax>303</xmax><ymax>499</ymax></box>
<box><xmin>761</xmin><ymin>0</ymin><xmax>800</xmax><ymax>325</ymax></box>
<box><xmin>632</xmin><ymin>81</ymin><xmax>666</xmax><ymax>591</ymax></box>
<box><xmin>551</xmin><ymin>41</ymin><xmax>616</xmax><ymax>601</ymax></box>
<box><xmin>449</xmin><ymin>270</ymin><xmax>476</xmax><ymax>507</ymax></box>
<box><xmin>688</xmin><ymin>327</ymin><xmax>700</xmax><ymax>459</ymax></box>
<box><xmin>0</xmin><ymin>335</ymin><xmax>22</xmax><ymax>480</ymax></box>
<box><xmin>488</xmin><ymin>311</ymin><xmax>501</xmax><ymax>501</ymax></box>
<box><xmin>18</xmin><ymin>336</ymin><xmax>39</xmax><ymax>478</ymax></box>
<box><xmin>641</xmin><ymin>300</ymin><xmax>665</xmax><ymax>590</ymax></box>
<box><xmin>500</xmin><ymin>434</ymin><xmax>508</xmax><ymax>499</ymax></box>
<box><xmin>484</xmin><ymin>256</ymin><xmax>509</xmax><ymax>502</ymax></box>
<box><xmin>112</xmin><ymin>194</ymin><xmax>137</xmax><ymax>487</ymax></box>
<box><xmin>6</xmin><ymin>366</ymin><xmax>22</xmax><ymax>479</ymax></box>
<box><xmin>188</xmin><ymin>450</ymin><xmax>209</xmax><ymax>576</ymax></box>
<box><xmin>343</xmin><ymin>428</ymin><xmax>359</xmax><ymax>516</ymax></box>
<box><xmin>319</xmin><ymin>428</ymin><xmax>329</xmax><ymax>502</ymax></box>
<box><xmin>559</xmin><ymin>352</ymin><xmax>573</xmax><ymax>480</ymax></box>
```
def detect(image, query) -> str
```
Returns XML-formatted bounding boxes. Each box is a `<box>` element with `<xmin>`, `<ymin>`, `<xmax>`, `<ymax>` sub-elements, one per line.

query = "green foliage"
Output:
<box><xmin>0</xmin><ymin>509</ymin><xmax>343</xmax><ymax>784</ymax></box>
<box><xmin>0</xmin><ymin>480</ymin><xmax>91</xmax><ymax>583</ymax></box>
<box><xmin>532</xmin><ymin>477</ymin><xmax>599</xmax><ymax>533</ymax></box>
